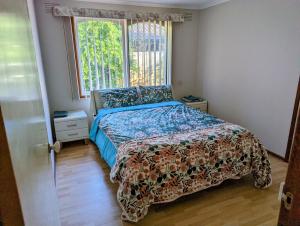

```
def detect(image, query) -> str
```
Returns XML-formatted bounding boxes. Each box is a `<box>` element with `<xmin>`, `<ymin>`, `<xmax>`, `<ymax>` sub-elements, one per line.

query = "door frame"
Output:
<box><xmin>278</xmin><ymin>75</ymin><xmax>300</xmax><ymax>225</ymax></box>
<box><xmin>285</xmin><ymin>76</ymin><xmax>300</xmax><ymax>161</ymax></box>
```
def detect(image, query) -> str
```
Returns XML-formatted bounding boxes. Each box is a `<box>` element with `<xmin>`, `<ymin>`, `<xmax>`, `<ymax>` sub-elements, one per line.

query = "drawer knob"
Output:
<box><xmin>67</xmin><ymin>124</ymin><xmax>77</xmax><ymax>127</ymax></box>
<box><xmin>68</xmin><ymin>133</ymin><xmax>78</xmax><ymax>136</ymax></box>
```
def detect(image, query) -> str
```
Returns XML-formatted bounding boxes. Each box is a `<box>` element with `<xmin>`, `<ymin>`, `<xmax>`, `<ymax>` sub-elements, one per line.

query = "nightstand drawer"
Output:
<box><xmin>56</xmin><ymin>128</ymin><xmax>89</xmax><ymax>142</ymax></box>
<box><xmin>187</xmin><ymin>101</ymin><xmax>208</xmax><ymax>112</ymax></box>
<box><xmin>54</xmin><ymin>119</ymin><xmax>88</xmax><ymax>132</ymax></box>
<box><xmin>197</xmin><ymin>104</ymin><xmax>208</xmax><ymax>112</ymax></box>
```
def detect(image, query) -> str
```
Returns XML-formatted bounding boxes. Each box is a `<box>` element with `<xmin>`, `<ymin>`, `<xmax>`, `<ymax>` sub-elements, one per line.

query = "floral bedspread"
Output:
<box><xmin>96</xmin><ymin>101</ymin><xmax>272</xmax><ymax>222</ymax></box>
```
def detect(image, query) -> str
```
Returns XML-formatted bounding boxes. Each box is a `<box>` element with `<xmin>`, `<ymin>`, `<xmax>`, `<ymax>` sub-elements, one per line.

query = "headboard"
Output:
<box><xmin>90</xmin><ymin>85</ymin><xmax>173</xmax><ymax>117</ymax></box>
<box><xmin>89</xmin><ymin>87</ymin><xmax>140</xmax><ymax>117</ymax></box>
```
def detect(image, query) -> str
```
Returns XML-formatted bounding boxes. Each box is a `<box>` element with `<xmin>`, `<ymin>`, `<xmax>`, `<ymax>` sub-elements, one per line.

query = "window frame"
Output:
<box><xmin>71</xmin><ymin>17</ymin><xmax>85</xmax><ymax>98</ymax></box>
<box><xmin>71</xmin><ymin>16</ymin><xmax>171</xmax><ymax>98</ymax></box>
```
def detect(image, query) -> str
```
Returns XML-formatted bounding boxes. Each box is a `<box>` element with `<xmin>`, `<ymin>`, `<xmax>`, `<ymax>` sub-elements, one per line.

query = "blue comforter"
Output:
<box><xmin>90</xmin><ymin>101</ymin><xmax>223</xmax><ymax>166</ymax></box>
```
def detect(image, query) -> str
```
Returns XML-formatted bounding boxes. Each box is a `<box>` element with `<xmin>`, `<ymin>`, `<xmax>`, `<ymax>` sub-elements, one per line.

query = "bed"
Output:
<box><xmin>89</xmin><ymin>86</ymin><xmax>272</xmax><ymax>222</ymax></box>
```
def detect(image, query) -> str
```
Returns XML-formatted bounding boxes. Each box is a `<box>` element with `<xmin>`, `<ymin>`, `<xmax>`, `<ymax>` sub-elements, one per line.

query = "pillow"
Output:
<box><xmin>93</xmin><ymin>87</ymin><xmax>139</xmax><ymax>109</ymax></box>
<box><xmin>139</xmin><ymin>85</ymin><xmax>173</xmax><ymax>104</ymax></box>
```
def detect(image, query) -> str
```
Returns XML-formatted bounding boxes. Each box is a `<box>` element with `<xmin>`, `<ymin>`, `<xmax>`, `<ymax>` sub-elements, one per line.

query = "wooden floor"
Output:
<box><xmin>56</xmin><ymin>142</ymin><xmax>288</xmax><ymax>226</ymax></box>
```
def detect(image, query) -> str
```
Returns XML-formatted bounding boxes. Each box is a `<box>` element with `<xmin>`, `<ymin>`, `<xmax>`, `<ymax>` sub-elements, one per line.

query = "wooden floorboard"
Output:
<box><xmin>56</xmin><ymin>141</ymin><xmax>288</xmax><ymax>226</ymax></box>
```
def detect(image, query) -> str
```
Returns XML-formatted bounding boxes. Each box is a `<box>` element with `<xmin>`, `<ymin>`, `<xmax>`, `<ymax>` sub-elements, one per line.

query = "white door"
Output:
<box><xmin>0</xmin><ymin>0</ymin><xmax>61</xmax><ymax>225</ymax></box>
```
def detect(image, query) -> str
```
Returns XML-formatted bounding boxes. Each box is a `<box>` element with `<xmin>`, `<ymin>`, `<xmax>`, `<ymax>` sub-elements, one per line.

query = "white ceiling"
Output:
<box><xmin>76</xmin><ymin>0</ymin><xmax>231</xmax><ymax>10</ymax></box>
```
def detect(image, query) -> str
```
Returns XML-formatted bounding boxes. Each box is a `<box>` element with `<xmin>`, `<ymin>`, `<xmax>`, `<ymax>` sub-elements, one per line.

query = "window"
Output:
<box><xmin>128</xmin><ymin>20</ymin><xmax>171</xmax><ymax>86</ymax></box>
<box><xmin>72</xmin><ymin>17</ymin><xmax>172</xmax><ymax>97</ymax></box>
<box><xmin>73</xmin><ymin>17</ymin><xmax>125</xmax><ymax>96</ymax></box>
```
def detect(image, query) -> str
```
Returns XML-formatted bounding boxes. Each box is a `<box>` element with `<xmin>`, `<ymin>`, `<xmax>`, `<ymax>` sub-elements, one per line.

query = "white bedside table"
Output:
<box><xmin>54</xmin><ymin>110</ymin><xmax>89</xmax><ymax>144</ymax></box>
<box><xmin>185</xmin><ymin>100</ymin><xmax>208</xmax><ymax>113</ymax></box>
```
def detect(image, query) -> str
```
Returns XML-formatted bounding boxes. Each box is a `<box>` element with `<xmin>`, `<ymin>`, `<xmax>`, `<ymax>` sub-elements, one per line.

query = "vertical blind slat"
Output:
<box><xmin>108</xmin><ymin>50</ymin><xmax>112</xmax><ymax>87</ymax></box>
<box><xmin>159</xmin><ymin>21</ymin><xmax>162</xmax><ymax>85</ymax></box>
<box><xmin>120</xmin><ymin>20</ymin><xmax>127</xmax><ymax>88</ymax></box>
<box><xmin>129</xmin><ymin>19</ymin><xmax>132</xmax><ymax>86</ymax></box>
<box><xmin>153</xmin><ymin>20</ymin><xmax>156</xmax><ymax>86</ymax></box>
<box><xmin>166</xmin><ymin>21</ymin><xmax>171</xmax><ymax>84</ymax></box>
<box><xmin>112</xmin><ymin>19</ymin><xmax>116</xmax><ymax>88</ymax></box>
<box><xmin>131</xmin><ymin>19</ymin><xmax>134</xmax><ymax>86</ymax></box>
<box><xmin>99</xmin><ymin>24</ymin><xmax>106</xmax><ymax>89</ymax></box>
<box><xmin>136</xmin><ymin>21</ymin><xmax>140</xmax><ymax>85</ymax></box>
<box><xmin>85</xmin><ymin>24</ymin><xmax>93</xmax><ymax>92</ymax></box>
<box><xmin>92</xmin><ymin>22</ymin><xmax>100</xmax><ymax>90</ymax></box>
<box><xmin>143</xmin><ymin>20</ymin><xmax>146</xmax><ymax>84</ymax></box>
<box><xmin>162</xmin><ymin>21</ymin><xmax>165</xmax><ymax>85</ymax></box>
<box><xmin>163</xmin><ymin>21</ymin><xmax>165</xmax><ymax>83</ymax></box>
<box><xmin>107</xmin><ymin>21</ymin><xmax>112</xmax><ymax>88</ymax></box>
<box><xmin>148</xmin><ymin>20</ymin><xmax>151</xmax><ymax>86</ymax></box>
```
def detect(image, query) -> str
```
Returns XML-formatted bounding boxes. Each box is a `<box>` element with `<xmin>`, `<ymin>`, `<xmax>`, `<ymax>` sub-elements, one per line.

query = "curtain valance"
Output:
<box><xmin>52</xmin><ymin>6</ymin><xmax>184</xmax><ymax>22</ymax></box>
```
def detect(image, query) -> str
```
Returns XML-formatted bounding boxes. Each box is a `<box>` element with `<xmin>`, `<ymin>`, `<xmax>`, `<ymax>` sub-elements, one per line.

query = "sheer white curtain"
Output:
<box><xmin>128</xmin><ymin>20</ymin><xmax>172</xmax><ymax>87</ymax></box>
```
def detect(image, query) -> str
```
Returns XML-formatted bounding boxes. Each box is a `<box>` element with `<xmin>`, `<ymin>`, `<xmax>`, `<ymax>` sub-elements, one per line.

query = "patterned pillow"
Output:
<box><xmin>139</xmin><ymin>85</ymin><xmax>173</xmax><ymax>104</ymax></box>
<box><xmin>93</xmin><ymin>87</ymin><xmax>140</xmax><ymax>109</ymax></box>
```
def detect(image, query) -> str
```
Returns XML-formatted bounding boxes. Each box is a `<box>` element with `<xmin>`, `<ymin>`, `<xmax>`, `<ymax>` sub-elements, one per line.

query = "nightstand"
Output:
<box><xmin>185</xmin><ymin>100</ymin><xmax>208</xmax><ymax>113</ymax></box>
<box><xmin>54</xmin><ymin>110</ymin><xmax>89</xmax><ymax>144</ymax></box>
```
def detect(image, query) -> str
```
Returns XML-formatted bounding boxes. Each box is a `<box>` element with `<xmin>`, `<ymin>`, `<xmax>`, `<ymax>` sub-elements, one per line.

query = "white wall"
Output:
<box><xmin>34</xmin><ymin>0</ymin><xmax>199</xmax><ymax>117</ymax></box>
<box><xmin>196</xmin><ymin>0</ymin><xmax>300</xmax><ymax>157</ymax></box>
<box><xmin>35</xmin><ymin>0</ymin><xmax>299</xmax><ymax>157</ymax></box>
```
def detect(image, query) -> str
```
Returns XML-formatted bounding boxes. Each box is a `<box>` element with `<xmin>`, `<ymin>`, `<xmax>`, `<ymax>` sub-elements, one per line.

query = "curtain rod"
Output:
<box><xmin>52</xmin><ymin>6</ymin><xmax>186</xmax><ymax>22</ymax></box>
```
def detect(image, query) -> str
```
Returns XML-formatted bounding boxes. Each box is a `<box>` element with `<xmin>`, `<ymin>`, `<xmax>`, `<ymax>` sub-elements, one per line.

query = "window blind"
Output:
<box><xmin>128</xmin><ymin>20</ymin><xmax>172</xmax><ymax>86</ymax></box>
